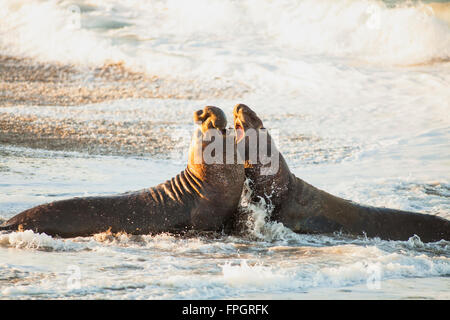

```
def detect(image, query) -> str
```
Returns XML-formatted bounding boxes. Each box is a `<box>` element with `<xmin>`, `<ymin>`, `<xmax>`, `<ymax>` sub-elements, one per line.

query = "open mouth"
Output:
<box><xmin>234</xmin><ymin>118</ymin><xmax>245</xmax><ymax>143</ymax></box>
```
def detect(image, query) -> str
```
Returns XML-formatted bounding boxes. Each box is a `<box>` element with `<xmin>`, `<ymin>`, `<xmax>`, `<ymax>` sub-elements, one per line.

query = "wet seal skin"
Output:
<box><xmin>233</xmin><ymin>103</ymin><xmax>450</xmax><ymax>242</ymax></box>
<box><xmin>0</xmin><ymin>106</ymin><xmax>244</xmax><ymax>238</ymax></box>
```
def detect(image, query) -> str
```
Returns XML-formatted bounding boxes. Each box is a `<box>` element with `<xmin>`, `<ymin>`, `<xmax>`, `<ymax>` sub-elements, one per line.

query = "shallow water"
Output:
<box><xmin>0</xmin><ymin>0</ymin><xmax>449</xmax><ymax>299</ymax></box>
<box><xmin>0</xmin><ymin>99</ymin><xmax>449</xmax><ymax>299</ymax></box>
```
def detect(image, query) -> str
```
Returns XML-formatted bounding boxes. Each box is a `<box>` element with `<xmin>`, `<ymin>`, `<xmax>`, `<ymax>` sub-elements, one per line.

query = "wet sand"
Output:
<box><xmin>0</xmin><ymin>55</ymin><xmax>248</xmax><ymax>157</ymax></box>
<box><xmin>0</xmin><ymin>55</ymin><xmax>249</xmax><ymax>107</ymax></box>
<box><xmin>0</xmin><ymin>112</ymin><xmax>188</xmax><ymax>158</ymax></box>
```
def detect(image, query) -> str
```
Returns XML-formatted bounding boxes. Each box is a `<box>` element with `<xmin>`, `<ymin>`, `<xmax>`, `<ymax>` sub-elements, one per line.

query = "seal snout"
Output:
<box><xmin>233</xmin><ymin>103</ymin><xmax>249</xmax><ymax>116</ymax></box>
<box><xmin>233</xmin><ymin>103</ymin><xmax>263</xmax><ymax>136</ymax></box>
<box><xmin>193</xmin><ymin>106</ymin><xmax>227</xmax><ymax>133</ymax></box>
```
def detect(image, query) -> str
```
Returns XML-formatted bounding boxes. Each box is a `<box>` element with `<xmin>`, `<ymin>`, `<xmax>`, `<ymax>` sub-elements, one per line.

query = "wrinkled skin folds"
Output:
<box><xmin>1</xmin><ymin>106</ymin><xmax>245</xmax><ymax>238</ymax></box>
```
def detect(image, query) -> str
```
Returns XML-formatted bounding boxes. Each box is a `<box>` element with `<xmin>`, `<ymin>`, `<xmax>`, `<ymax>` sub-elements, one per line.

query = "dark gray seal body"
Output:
<box><xmin>0</xmin><ymin>106</ymin><xmax>244</xmax><ymax>238</ymax></box>
<box><xmin>233</xmin><ymin>103</ymin><xmax>450</xmax><ymax>242</ymax></box>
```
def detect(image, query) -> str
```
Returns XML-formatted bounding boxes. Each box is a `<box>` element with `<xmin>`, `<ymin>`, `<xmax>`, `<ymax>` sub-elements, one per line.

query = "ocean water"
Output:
<box><xmin>0</xmin><ymin>0</ymin><xmax>449</xmax><ymax>299</ymax></box>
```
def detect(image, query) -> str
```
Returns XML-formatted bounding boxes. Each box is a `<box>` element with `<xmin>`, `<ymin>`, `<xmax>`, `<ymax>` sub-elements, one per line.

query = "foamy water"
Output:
<box><xmin>0</xmin><ymin>0</ymin><xmax>449</xmax><ymax>299</ymax></box>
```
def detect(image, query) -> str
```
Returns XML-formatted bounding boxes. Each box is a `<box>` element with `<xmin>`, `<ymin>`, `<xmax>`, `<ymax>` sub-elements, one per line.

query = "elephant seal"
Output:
<box><xmin>233</xmin><ymin>103</ymin><xmax>450</xmax><ymax>242</ymax></box>
<box><xmin>0</xmin><ymin>106</ymin><xmax>244</xmax><ymax>238</ymax></box>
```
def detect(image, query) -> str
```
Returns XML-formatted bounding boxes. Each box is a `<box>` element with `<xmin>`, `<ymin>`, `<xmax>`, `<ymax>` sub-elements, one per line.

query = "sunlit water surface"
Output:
<box><xmin>1</xmin><ymin>0</ymin><xmax>450</xmax><ymax>299</ymax></box>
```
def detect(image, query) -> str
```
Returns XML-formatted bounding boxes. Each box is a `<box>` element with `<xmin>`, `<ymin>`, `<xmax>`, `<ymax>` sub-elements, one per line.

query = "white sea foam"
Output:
<box><xmin>1</xmin><ymin>228</ymin><xmax>449</xmax><ymax>299</ymax></box>
<box><xmin>222</xmin><ymin>260</ymin><xmax>290</xmax><ymax>287</ymax></box>
<box><xmin>0</xmin><ymin>230</ymin><xmax>87</xmax><ymax>251</ymax></box>
<box><xmin>220</xmin><ymin>246</ymin><xmax>450</xmax><ymax>292</ymax></box>
<box><xmin>1</xmin><ymin>0</ymin><xmax>449</xmax><ymax>87</ymax></box>
<box><xmin>0</xmin><ymin>0</ymin><xmax>449</xmax><ymax>300</ymax></box>
<box><xmin>0</xmin><ymin>0</ymin><xmax>125</xmax><ymax>66</ymax></box>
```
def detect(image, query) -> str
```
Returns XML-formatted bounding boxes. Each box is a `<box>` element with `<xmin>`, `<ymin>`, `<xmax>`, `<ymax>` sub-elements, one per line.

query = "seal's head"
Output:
<box><xmin>233</xmin><ymin>103</ymin><xmax>287</xmax><ymax>207</ymax></box>
<box><xmin>189</xmin><ymin>106</ymin><xmax>228</xmax><ymax>168</ymax></box>
<box><xmin>233</xmin><ymin>103</ymin><xmax>263</xmax><ymax>144</ymax></box>
<box><xmin>233</xmin><ymin>103</ymin><xmax>271</xmax><ymax>168</ymax></box>
<box><xmin>194</xmin><ymin>106</ymin><xmax>227</xmax><ymax>134</ymax></box>
<box><xmin>188</xmin><ymin>105</ymin><xmax>243</xmax><ymax>178</ymax></box>
<box><xmin>188</xmin><ymin>106</ymin><xmax>245</xmax><ymax>231</ymax></box>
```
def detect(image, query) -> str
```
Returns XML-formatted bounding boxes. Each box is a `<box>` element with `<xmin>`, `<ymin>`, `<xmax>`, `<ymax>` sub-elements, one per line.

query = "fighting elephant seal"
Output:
<box><xmin>0</xmin><ymin>106</ymin><xmax>244</xmax><ymax>238</ymax></box>
<box><xmin>233</xmin><ymin>103</ymin><xmax>450</xmax><ymax>242</ymax></box>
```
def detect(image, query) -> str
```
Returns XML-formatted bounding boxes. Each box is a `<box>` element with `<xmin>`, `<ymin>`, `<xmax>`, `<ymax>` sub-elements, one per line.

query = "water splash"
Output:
<box><xmin>236</xmin><ymin>179</ymin><xmax>300</xmax><ymax>242</ymax></box>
